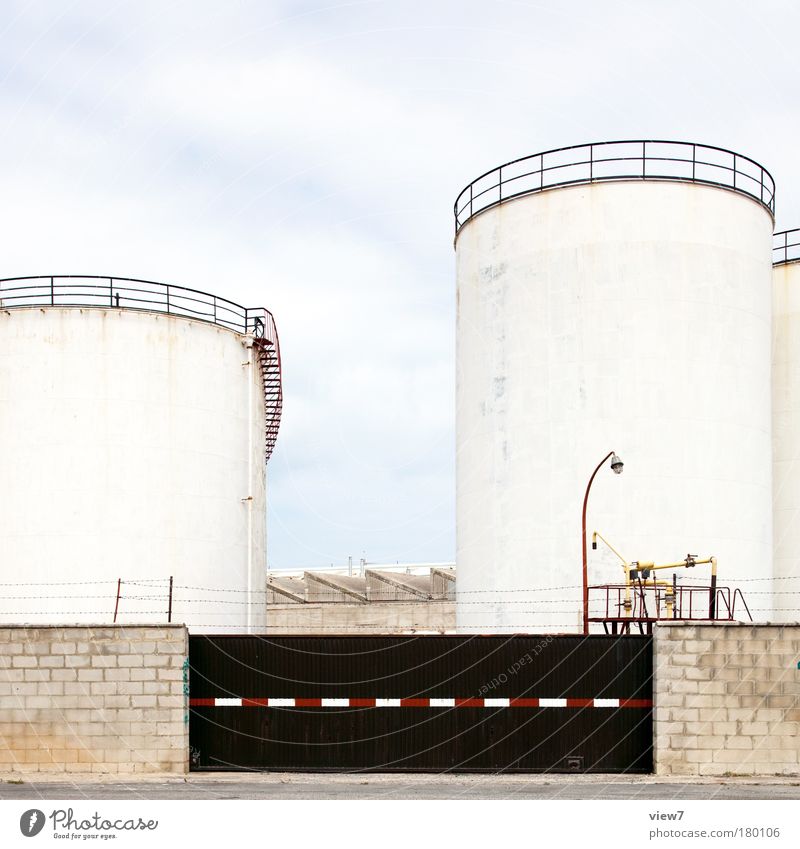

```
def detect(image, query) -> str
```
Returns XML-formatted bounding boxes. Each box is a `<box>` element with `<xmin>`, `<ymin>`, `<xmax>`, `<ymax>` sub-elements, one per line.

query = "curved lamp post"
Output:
<box><xmin>582</xmin><ymin>451</ymin><xmax>624</xmax><ymax>635</ymax></box>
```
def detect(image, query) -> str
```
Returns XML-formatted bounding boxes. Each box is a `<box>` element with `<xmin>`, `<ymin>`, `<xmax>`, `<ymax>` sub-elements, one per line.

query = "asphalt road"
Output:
<box><xmin>3</xmin><ymin>774</ymin><xmax>800</xmax><ymax>800</ymax></box>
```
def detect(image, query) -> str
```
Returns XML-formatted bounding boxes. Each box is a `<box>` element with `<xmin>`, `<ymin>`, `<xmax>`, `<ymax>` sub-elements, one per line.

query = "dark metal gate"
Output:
<box><xmin>188</xmin><ymin>634</ymin><xmax>652</xmax><ymax>773</ymax></box>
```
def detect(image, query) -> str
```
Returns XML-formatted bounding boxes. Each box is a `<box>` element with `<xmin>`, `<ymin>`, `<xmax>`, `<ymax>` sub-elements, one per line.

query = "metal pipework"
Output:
<box><xmin>592</xmin><ymin>532</ymin><xmax>718</xmax><ymax>621</ymax></box>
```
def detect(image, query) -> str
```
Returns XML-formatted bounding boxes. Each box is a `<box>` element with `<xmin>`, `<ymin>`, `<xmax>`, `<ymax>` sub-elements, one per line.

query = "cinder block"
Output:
<box><xmin>130</xmin><ymin>669</ymin><xmax>157</xmax><ymax>682</ymax></box>
<box><xmin>22</xmin><ymin>641</ymin><xmax>50</xmax><ymax>655</ymax></box>
<box><xmin>766</xmin><ymin>736</ymin><xmax>800</xmax><ymax>754</ymax></box>
<box><xmin>65</xmin><ymin>656</ymin><xmax>91</xmax><ymax>669</ymax></box>
<box><xmin>0</xmin><ymin>669</ymin><xmax>25</xmax><ymax>682</ymax></box>
<box><xmin>753</xmin><ymin>708</ymin><xmax>783</xmax><ymax>722</ymax></box>
<box><xmin>104</xmin><ymin>669</ymin><xmax>131</xmax><ymax>682</ymax></box>
<box><xmin>710</xmin><ymin>667</ymin><xmax>739</xmax><ymax>681</ymax></box>
<box><xmin>655</xmin><ymin>721</ymin><xmax>685</xmax><ymax>735</ymax></box>
<box><xmin>102</xmin><ymin>642</ymin><xmax>131</xmax><ymax>655</ymax></box>
<box><xmin>12</xmin><ymin>657</ymin><xmax>37</xmax><ymax>668</ymax></box>
<box><xmin>698</xmin><ymin>763</ymin><xmax>735</xmax><ymax>776</ymax></box>
<box><xmin>116</xmin><ymin>682</ymin><xmax>143</xmax><ymax>695</ymax></box>
<box><xmin>76</xmin><ymin>669</ymin><xmax>103</xmax><ymax>682</ymax></box>
<box><xmin>24</xmin><ymin>696</ymin><xmax>53</xmax><ymax>709</ymax></box>
<box><xmin>130</xmin><ymin>695</ymin><xmax>157</xmax><ymax>708</ymax></box>
<box><xmin>668</xmin><ymin>736</ymin><xmax>698</xmax><ymax>750</ymax></box>
<box><xmin>115</xmin><ymin>708</ymin><xmax>145</xmax><ymax>723</ymax></box>
<box><xmin>102</xmin><ymin>749</ymin><xmax>133</xmax><ymax>764</ymax></box>
<box><xmin>156</xmin><ymin>668</ymin><xmax>183</xmax><ymax>682</ymax></box>
<box><xmin>724</xmin><ymin>702</ymin><xmax>755</xmax><ymax>718</ymax></box>
<box><xmin>686</xmin><ymin>668</ymin><xmax>713</xmax><ymax>681</ymax></box>
<box><xmin>724</xmin><ymin>736</ymin><xmax>754</xmax><ymax>749</ymax></box>
<box><xmin>684</xmin><ymin>694</ymin><xmax>724</xmax><ymax>709</ymax></box>
<box><xmin>713</xmin><ymin>749</ymin><xmax>754</xmax><ymax>764</ymax></box>
<box><xmin>664</xmin><ymin>653</ymin><xmax>696</xmax><ymax>666</ymax></box>
<box><xmin>684</xmin><ymin>640</ymin><xmax>713</xmax><ymax>654</ymax></box>
<box><xmin>50</xmin><ymin>643</ymin><xmax>77</xmax><ymax>655</ymax></box>
<box><xmin>117</xmin><ymin>656</ymin><xmax>144</xmax><ymax>668</ymax></box>
<box><xmin>91</xmin><ymin>656</ymin><xmax>117</xmax><ymax>668</ymax></box>
<box><xmin>143</xmin><ymin>655</ymin><xmax>169</xmax><ymax>668</ymax></box>
<box><xmin>155</xmin><ymin>721</ymin><xmax>186</xmax><ymax>737</ymax></box>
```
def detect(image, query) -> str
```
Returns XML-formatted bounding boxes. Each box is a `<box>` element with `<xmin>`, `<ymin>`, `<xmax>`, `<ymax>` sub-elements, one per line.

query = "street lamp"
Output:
<box><xmin>582</xmin><ymin>451</ymin><xmax>623</xmax><ymax>635</ymax></box>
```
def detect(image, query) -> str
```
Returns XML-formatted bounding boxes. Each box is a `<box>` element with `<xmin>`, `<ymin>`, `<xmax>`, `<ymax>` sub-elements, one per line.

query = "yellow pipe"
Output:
<box><xmin>591</xmin><ymin>531</ymin><xmax>629</xmax><ymax>566</ymax></box>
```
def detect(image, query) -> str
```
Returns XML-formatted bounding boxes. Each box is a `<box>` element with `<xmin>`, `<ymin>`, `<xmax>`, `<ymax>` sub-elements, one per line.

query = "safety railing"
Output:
<box><xmin>0</xmin><ymin>274</ymin><xmax>274</xmax><ymax>337</ymax></box>
<box><xmin>589</xmin><ymin>582</ymin><xmax>752</xmax><ymax>635</ymax></box>
<box><xmin>773</xmin><ymin>229</ymin><xmax>800</xmax><ymax>265</ymax></box>
<box><xmin>454</xmin><ymin>140</ymin><xmax>776</xmax><ymax>236</ymax></box>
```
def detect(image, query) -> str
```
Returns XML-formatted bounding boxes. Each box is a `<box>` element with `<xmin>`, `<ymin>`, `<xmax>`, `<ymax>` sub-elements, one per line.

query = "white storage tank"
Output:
<box><xmin>455</xmin><ymin>141</ymin><xmax>775</xmax><ymax>633</ymax></box>
<box><xmin>0</xmin><ymin>277</ymin><xmax>282</xmax><ymax>632</ymax></box>
<box><xmin>772</xmin><ymin>229</ymin><xmax>800</xmax><ymax>621</ymax></box>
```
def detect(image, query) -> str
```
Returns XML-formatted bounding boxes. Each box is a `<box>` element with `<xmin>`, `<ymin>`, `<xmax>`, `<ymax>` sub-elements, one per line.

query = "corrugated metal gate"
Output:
<box><xmin>188</xmin><ymin>635</ymin><xmax>652</xmax><ymax>773</ymax></box>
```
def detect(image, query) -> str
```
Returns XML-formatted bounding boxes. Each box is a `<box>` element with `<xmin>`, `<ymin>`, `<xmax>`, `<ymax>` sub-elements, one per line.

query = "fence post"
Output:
<box><xmin>113</xmin><ymin>579</ymin><xmax>121</xmax><ymax>623</ymax></box>
<box><xmin>50</xmin><ymin>276</ymin><xmax>54</xmax><ymax>305</ymax></box>
<box><xmin>168</xmin><ymin>576</ymin><xmax>173</xmax><ymax>623</ymax></box>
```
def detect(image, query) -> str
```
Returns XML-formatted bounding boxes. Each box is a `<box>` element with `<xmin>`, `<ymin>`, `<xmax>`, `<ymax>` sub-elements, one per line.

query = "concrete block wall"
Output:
<box><xmin>654</xmin><ymin>622</ymin><xmax>800</xmax><ymax>776</ymax></box>
<box><xmin>0</xmin><ymin>625</ymin><xmax>188</xmax><ymax>774</ymax></box>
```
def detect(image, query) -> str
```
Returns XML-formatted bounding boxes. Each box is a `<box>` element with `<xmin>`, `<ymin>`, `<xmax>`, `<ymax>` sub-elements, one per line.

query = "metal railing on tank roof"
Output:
<box><xmin>773</xmin><ymin>229</ymin><xmax>800</xmax><ymax>265</ymax></box>
<box><xmin>454</xmin><ymin>140</ymin><xmax>776</xmax><ymax>237</ymax></box>
<box><xmin>0</xmin><ymin>274</ymin><xmax>283</xmax><ymax>462</ymax></box>
<box><xmin>0</xmin><ymin>274</ymin><xmax>274</xmax><ymax>337</ymax></box>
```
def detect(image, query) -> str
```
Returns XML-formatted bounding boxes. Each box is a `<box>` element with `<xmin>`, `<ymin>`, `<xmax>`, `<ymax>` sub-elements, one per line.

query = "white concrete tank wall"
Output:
<box><xmin>773</xmin><ymin>257</ymin><xmax>800</xmax><ymax>620</ymax></box>
<box><xmin>0</xmin><ymin>307</ymin><xmax>267</xmax><ymax>631</ymax></box>
<box><xmin>456</xmin><ymin>180</ymin><xmax>774</xmax><ymax>633</ymax></box>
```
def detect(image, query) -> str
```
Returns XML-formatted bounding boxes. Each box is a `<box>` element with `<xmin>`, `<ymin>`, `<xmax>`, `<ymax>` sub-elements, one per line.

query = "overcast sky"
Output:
<box><xmin>2</xmin><ymin>0</ymin><xmax>799</xmax><ymax>569</ymax></box>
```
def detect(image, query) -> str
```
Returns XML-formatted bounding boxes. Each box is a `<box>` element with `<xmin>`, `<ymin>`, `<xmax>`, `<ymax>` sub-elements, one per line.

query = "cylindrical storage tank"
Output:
<box><xmin>772</xmin><ymin>229</ymin><xmax>800</xmax><ymax>621</ymax></box>
<box><xmin>455</xmin><ymin>141</ymin><xmax>775</xmax><ymax>633</ymax></box>
<box><xmin>0</xmin><ymin>277</ymin><xmax>282</xmax><ymax>632</ymax></box>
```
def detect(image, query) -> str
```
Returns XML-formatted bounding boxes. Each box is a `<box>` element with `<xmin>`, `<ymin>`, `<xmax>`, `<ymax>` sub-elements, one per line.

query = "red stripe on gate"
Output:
<box><xmin>190</xmin><ymin>695</ymin><xmax>651</xmax><ymax>707</ymax></box>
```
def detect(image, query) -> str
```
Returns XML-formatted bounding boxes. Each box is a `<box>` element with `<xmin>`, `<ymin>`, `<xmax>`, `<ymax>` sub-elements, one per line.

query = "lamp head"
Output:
<box><xmin>610</xmin><ymin>453</ymin><xmax>624</xmax><ymax>474</ymax></box>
